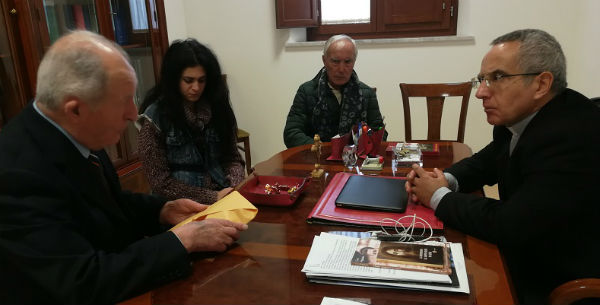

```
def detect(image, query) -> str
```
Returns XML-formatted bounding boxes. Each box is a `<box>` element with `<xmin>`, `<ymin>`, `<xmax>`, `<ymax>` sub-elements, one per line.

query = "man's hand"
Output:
<box><xmin>405</xmin><ymin>164</ymin><xmax>448</xmax><ymax>208</ymax></box>
<box><xmin>171</xmin><ymin>218</ymin><xmax>248</xmax><ymax>253</ymax></box>
<box><xmin>405</xmin><ymin>165</ymin><xmax>438</xmax><ymax>204</ymax></box>
<box><xmin>159</xmin><ymin>198</ymin><xmax>208</xmax><ymax>225</ymax></box>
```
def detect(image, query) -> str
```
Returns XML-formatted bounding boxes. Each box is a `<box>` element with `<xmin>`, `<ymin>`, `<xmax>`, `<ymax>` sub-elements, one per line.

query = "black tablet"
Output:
<box><xmin>335</xmin><ymin>175</ymin><xmax>408</xmax><ymax>213</ymax></box>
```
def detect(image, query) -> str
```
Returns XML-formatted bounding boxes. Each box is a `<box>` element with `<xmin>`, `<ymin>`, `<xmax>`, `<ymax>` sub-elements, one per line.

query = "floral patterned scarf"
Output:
<box><xmin>312</xmin><ymin>67</ymin><xmax>367</xmax><ymax>141</ymax></box>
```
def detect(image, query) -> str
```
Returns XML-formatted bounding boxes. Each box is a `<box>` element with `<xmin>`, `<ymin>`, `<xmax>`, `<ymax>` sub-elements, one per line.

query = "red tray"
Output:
<box><xmin>239</xmin><ymin>175</ymin><xmax>310</xmax><ymax>206</ymax></box>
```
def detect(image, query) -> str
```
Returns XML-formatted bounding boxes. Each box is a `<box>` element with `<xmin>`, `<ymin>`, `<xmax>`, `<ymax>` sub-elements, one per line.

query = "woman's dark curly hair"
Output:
<box><xmin>140</xmin><ymin>38</ymin><xmax>238</xmax><ymax>162</ymax></box>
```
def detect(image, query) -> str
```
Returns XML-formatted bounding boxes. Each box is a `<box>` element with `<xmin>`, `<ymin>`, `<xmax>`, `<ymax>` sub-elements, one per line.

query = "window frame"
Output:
<box><xmin>276</xmin><ymin>0</ymin><xmax>459</xmax><ymax>41</ymax></box>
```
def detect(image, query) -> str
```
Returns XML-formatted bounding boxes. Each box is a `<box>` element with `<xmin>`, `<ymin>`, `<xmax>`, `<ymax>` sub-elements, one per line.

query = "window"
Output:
<box><xmin>321</xmin><ymin>0</ymin><xmax>370</xmax><ymax>25</ymax></box>
<box><xmin>129</xmin><ymin>0</ymin><xmax>148</xmax><ymax>31</ymax></box>
<box><xmin>276</xmin><ymin>0</ymin><xmax>459</xmax><ymax>41</ymax></box>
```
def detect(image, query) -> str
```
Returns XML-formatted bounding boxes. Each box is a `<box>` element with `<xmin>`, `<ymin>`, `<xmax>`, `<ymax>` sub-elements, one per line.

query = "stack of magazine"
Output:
<box><xmin>301</xmin><ymin>232</ymin><xmax>469</xmax><ymax>294</ymax></box>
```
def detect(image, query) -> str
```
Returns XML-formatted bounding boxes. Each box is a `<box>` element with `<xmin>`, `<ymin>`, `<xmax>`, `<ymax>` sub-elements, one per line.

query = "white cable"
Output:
<box><xmin>379</xmin><ymin>214</ymin><xmax>434</xmax><ymax>242</ymax></box>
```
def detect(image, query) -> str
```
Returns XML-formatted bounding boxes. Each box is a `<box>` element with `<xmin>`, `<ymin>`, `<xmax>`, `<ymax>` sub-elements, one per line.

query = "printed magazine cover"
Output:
<box><xmin>350</xmin><ymin>238</ymin><xmax>451</xmax><ymax>275</ymax></box>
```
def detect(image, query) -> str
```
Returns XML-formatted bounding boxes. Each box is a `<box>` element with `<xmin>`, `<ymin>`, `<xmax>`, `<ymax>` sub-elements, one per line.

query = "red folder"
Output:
<box><xmin>307</xmin><ymin>172</ymin><xmax>444</xmax><ymax>230</ymax></box>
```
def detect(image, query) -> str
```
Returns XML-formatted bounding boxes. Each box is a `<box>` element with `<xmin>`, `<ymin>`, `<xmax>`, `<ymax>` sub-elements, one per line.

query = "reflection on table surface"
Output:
<box><xmin>121</xmin><ymin>142</ymin><xmax>515</xmax><ymax>305</ymax></box>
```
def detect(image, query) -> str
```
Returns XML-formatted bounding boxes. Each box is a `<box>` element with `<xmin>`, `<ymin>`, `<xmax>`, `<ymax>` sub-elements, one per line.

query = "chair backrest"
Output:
<box><xmin>548</xmin><ymin>278</ymin><xmax>600</xmax><ymax>305</ymax></box>
<box><xmin>400</xmin><ymin>82</ymin><xmax>472</xmax><ymax>143</ymax></box>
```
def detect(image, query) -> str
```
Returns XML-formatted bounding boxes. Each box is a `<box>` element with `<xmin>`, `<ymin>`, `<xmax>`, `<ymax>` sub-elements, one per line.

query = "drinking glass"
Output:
<box><xmin>342</xmin><ymin>145</ymin><xmax>357</xmax><ymax>171</ymax></box>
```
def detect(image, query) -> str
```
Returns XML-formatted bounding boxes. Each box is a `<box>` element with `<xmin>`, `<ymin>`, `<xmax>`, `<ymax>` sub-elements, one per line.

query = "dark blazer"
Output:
<box><xmin>437</xmin><ymin>89</ymin><xmax>600</xmax><ymax>304</ymax></box>
<box><xmin>0</xmin><ymin>103</ymin><xmax>192</xmax><ymax>304</ymax></box>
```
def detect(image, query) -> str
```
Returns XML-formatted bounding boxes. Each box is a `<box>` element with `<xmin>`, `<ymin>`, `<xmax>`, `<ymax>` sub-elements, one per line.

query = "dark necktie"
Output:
<box><xmin>89</xmin><ymin>153</ymin><xmax>111</xmax><ymax>193</ymax></box>
<box><xmin>88</xmin><ymin>153</ymin><xmax>126</xmax><ymax>219</ymax></box>
<box><xmin>88</xmin><ymin>153</ymin><xmax>102</xmax><ymax>168</ymax></box>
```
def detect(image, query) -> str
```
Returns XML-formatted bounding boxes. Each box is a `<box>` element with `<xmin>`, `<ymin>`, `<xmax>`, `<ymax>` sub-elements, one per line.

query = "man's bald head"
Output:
<box><xmin>35</xmin><ymin>31</ymin><xmax>132</xmax><ymax>110</ymax></box>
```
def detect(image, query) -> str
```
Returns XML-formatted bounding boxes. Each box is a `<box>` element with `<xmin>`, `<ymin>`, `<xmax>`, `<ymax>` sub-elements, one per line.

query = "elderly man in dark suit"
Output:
<box><xmin>0</xmin><ymin>31</ymin><xmax>247</xmax><ymax>304</ymax></box>
<box><xmin>406</xmin><ymin>29</ymin><xmax>600</xmax><ymax>304</ymax></box>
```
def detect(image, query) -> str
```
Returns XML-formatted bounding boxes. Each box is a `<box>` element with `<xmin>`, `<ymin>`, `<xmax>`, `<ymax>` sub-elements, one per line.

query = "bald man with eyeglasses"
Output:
<box><xmin>406</xmin><ymin>29</ymin><xmax>600</xmax><ymax>305</ymax></box>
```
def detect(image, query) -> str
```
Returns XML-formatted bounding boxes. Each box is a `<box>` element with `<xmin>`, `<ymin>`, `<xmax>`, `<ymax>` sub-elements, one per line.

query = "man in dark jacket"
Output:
<box><xmin>406</xmin><ymin>29</ymin><xmax>600</xmax><ymax>304</ymax></box>
<box><xmin>0</xmin><ymin>30</ymin><xmax>247</xmax><ymax>304</ymax></box>
<box><xmin>283</xmin><ymin>34</ymin><xmax>386</xmax><ymax>148</ymax></box>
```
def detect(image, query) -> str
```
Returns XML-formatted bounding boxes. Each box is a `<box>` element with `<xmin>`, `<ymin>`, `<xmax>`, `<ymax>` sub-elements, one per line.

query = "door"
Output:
<box><xmin>106</xmin><ymin>0</ymin><xmax>158</xmax><ymax>167</ymax></box>
<box><xmin>0</xmin><ymin>0</ymin><xmax>39</xmax><ymax>127</ymax></box>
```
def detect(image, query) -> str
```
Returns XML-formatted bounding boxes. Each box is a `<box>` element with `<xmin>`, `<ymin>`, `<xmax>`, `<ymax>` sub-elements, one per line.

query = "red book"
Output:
<box><xmin>72</xmin><ymin>4</ymin><xmax>85</xmax><ymax>29</ymax></box>
<box><xmin>307</xmin><ymin>172</ymin><xmax>444</xmax><ymax>230</ymax></box>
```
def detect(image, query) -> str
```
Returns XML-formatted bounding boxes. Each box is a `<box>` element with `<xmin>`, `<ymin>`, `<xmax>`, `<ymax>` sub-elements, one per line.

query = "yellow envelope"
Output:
<box><xmin>170</xmin><ymin>191</ymin><xmax>258</xmax><ymax>231</ymax></box>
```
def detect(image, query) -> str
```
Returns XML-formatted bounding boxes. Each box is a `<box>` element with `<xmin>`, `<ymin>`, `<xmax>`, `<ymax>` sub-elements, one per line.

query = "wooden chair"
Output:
<box><xmin>400</xmin><ymin>82</ymin><xmax>472</xmax><ymax>143</ymax></box>
<box><xmin>549</xmin><ymin>278</ymin><xmax>600</xmax><ymax>305</ymax></box>
<box><xmin>236</xmin><ymin>128</ymin><xmax>252</xmax><ymax>174</ymax></box>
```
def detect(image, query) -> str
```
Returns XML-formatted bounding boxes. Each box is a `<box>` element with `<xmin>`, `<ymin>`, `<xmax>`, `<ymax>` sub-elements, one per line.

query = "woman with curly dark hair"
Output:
<box><xmin>137</xmin><ymin>38</ymin><xmax>244</xmax><ymax>204</ymax></box>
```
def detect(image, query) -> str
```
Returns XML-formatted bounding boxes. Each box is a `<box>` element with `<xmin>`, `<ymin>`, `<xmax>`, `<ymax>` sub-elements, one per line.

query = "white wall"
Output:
<box><xmin>164</xmin><ymin>0</ymin><xmax>600</xmax><ymax>166</ymax></box>
<box><xmin>163</xmin><ymin>1</ymin><xmax>187</xmax><ymax>39</ymax></box>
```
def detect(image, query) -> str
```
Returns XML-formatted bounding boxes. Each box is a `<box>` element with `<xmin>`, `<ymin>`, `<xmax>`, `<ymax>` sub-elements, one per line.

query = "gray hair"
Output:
<box><xmin>323</xmin><ymin>34</ymin><xmax>358</xmax><ymax>59</ymax></box>
<box><xmin>491</xmin><ymin>29</ymin><xmax>567</xmax><ymax>93</ymax></box>
<box><xmin>36</xmin><ymin>30</ymin><xmax>130</xmax><ymax>110</ymax></box>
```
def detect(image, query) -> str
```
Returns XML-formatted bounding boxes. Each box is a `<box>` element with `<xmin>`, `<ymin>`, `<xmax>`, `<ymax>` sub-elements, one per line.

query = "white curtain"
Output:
<box><xmin>321</xmin><ymin>0</ymin><xmax>370</xmax><ymax>25</ymax></box>
<box><xmin>128</xmin><ymin>0</ymin><xmax>148</xmax><ymax>30</ymax></box>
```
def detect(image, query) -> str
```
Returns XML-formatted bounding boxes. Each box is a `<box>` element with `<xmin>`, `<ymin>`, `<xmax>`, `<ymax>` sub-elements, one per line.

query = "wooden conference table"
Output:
<box><xmin>123</xmin><ymin>142</ymin><xmax>515</xmax><ymax>305</ymax></box>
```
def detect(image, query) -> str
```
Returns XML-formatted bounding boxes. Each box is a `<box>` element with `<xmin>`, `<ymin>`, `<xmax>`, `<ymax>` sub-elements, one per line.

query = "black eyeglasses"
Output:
<box><xmin>471</xmin><ymin>72</ymin><xmax>542</xmax><ymax>89</ymax></box>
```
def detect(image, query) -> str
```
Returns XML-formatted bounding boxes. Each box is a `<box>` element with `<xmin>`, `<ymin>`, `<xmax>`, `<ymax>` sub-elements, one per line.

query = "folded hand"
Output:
<box><xmin>405</xmin><ymin>164</ymin><xmax>448</xmax><ymax>208</ymax></box>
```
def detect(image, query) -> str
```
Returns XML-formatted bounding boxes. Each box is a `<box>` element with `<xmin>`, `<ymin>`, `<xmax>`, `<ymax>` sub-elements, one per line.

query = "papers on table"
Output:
<box><xmin>320</xmin><ymin>297</ymin><xmax>369</xmax><ymax>305</ymax></box>
<box><xmin>301</xmin><ymin>232</ymin><xmax>470</xmax><ymax>294</ymax></box>
<box><xmin>170</xmin><ymin>191</ymin><xmax>257</xmax><ymax>231</ymax></box>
